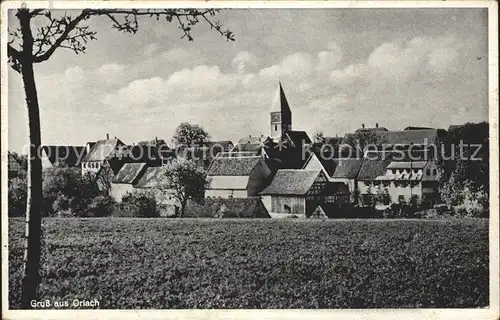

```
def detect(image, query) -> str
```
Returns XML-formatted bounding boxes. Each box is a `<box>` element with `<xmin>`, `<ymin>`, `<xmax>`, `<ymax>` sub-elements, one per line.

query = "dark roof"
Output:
<box><xmin>136</xmin><ymin>138</ymin><xmax>168</xmax><ymax>147</ymax></box>
<box><xmin>207</xmin><ymin>156</ymin><xmax>262</xmax><ymax>176</ymax></box>
<box><xmin>321</xmin><ymin>182</ymin><xmax>350</xmax><ymax>195</ymax></box>
<box><xmin>217</xmin><ymin>151</ymin><xmax>258</xmax><ymax>158</ymax></box>
<box><xmin>112</xmin><ymin>163</ymin><xmax>147</xmax><ymax>184</ymax></box>
<box><xmin>331</xmin><ymin>158</ymin><xmax>364</xmax><ymax>179</ymax></box>
<box><xmin>184</xmin><ymin>197</ymin><xmax>270</xmax><ymax>218</ymax></box>
<box><xmin>284</xmin><ymin>130</ymin><xmax>312</xmax><ymax>147</ymax></box>
<box><xmin>8</xmin><ymin>152</ymin><xmax>24</xmax><ymax>173</ymax></box>
<box><xmin>344</xmin><ymin>129</ymin><xmax>440</xmax><ymax>146</ymax></box>
<box><xmin>260</xmin><ymin>169</ymin><xmax>321</xmax><ymax>195</ymax></box>
<box><xmin>384</xmin><ymin>130</ymin><xmax>439</xmax><ymax>145</ymax></box>
<box><xmin>134</xmin><ymin>166</ymin><xmax>169</xmax><ymax>188</ymax></box>
<box><xmin>355</xmin><ymin>127</ymin><xmax>388</xmax><ymax>133</ymax></box>
<box><xmin>386</xmin><ymin>161</ymin><xmax>428</xmax><ymax>169</ymax></box>
<box><xmin>357</xmin><ymin>159</ymin><xmax>392</xmax><ymax>180</ymax></box>
<box><xmin>42</xmin><ymin>145</ymin><xmax>86</xmax><ymax>167</ymax></box>
<box><xmin>203</xmin><ymin>140</ymin><xmax>234</xmax><ymax>152</ymax></box>
<box><xmin>404</xmin><ymin>126</ymin><xmax>434</xmax><ymax>131</ymax></box>
<box><xmin>83</xmin><ymin>139</ymin><xmax>124</xmax><ymax>162</ymax></box>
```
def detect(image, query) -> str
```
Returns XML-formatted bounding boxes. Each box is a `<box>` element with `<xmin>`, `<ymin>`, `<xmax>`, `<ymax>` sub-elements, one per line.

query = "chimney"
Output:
<box><xmin>106</xmin><ymin>133</ymin><xmax>109</xmax><ymax>140</ymax></box>
<box><xmin>362</xmin><ymin>124</ymin><xmax>365</xmax><ymax>129</ymax></box>
<box><xmin>376</xmin><ymin>123</ymin><xmax>379</xmax><ymax>128</ymax></box>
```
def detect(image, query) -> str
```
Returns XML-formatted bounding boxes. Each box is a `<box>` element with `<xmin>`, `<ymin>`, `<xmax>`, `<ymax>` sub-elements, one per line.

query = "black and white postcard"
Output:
<box><xmin>1</xmin><ymin>1</ymin><xmax>498</xmax><ymax>319</ymax></box>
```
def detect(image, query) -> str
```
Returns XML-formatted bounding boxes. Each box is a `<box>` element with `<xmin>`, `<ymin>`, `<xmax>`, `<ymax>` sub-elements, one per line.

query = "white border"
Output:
<box><xmin>1</xmin><ymin>1</ymin><xmax>498</xmax><ymax>320</ymax></box>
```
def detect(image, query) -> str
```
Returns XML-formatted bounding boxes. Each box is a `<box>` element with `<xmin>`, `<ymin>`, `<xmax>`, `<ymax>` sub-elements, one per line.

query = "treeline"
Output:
<box><xmin>438</xmin><ymin>122</ymin><xmax>489</xmax><ymax>217</ymax></box>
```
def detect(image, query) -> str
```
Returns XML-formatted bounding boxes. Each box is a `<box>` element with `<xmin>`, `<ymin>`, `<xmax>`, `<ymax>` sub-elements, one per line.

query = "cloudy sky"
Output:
<box><xmin>8</xmin><ymin>8</ymin><xmax>488</xmax><ymax>152</ymax></box>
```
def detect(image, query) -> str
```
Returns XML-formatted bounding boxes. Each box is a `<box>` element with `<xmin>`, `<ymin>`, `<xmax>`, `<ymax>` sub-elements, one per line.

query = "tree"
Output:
<box><xmin>313</xmin><ymin>131</ymin><xmax>326</xmax><ymax>144</ymax></box>
<box><xmin>163</xmin><ymin>159</ymin><xmax>207</xmax><ymax>217</ymax></box>
<box><xmin>343</xmin><ymin>130</ymin><xmax>386</xmax><ymax>157</ymax></box>
<box><xmin>8</xmin><ymin>8</ymin><xmax>233</xmax><ymax>308</ymax></box>
<box><xmin>172</xmin><ymin>122</ymin><xmax>211</xmax><ymax>147</ymax></box>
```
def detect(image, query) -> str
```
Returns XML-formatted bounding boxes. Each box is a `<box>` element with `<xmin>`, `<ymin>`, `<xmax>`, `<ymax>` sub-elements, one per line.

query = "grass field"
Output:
<box><xmin>8</xmin><ymin>218</ymin><xmax>489</xmax><ymax>309</ymax></box>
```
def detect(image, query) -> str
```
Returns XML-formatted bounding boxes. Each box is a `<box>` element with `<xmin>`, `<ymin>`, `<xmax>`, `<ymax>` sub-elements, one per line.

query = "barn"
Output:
<box><xmin>259</xmin><ymin>169</ymin><xmax>328</xmax><ymax>218</ymax></box>
<box><xmin>205</xmin><ymin>155</ymin><xmax>272</xmax><ymax>198</ymax></box>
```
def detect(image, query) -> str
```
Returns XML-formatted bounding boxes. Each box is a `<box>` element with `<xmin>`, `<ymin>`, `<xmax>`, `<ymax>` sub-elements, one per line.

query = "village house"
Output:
<box><xmin>41</xmin><ymin>145</ymin><xmax>87</xmax><ymax>169</ymax></box>
<box><xmin>110</xmin><ymin>163</ymin><xmax>148</xmax><ymax>202</ymax></box>
<box><xmin>205</xmin><ymin>155</ymin><xmax>272</xmax><ymax>198</ymax></box>
<box><xmin>133</xmin><ymin>166</ymin><xmax>178</xmax><ymax>216</ymax></box>
<box><xmin>259</xmin><ymin>169</ymin><xmax>329</xmax><ymax>218</ymax></box>
<box><xmin>357</xmin><ymin>157</ymin><xmax>440</xmax><ymax>207</ymax></box>
<box><xmin>81</xmin><ymin>134</ymin><xmax>125</xmax><ymax>177</ymax></box>
<box><xmin>8</xmin><ymin>152</ymin><xmax>25</xmax><ymax>178</ymax></box>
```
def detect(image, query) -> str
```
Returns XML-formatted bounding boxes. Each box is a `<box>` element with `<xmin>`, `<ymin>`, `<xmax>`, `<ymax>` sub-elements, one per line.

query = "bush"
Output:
<box><xmin>117</xmin><ymin>191</ymin><xmax>158</xmax><ymax>218</ymax></box>
<box><xmin>86</xmin><ymin>194</ymin><xmax>116</xmax><ymax>217</ymax></box>
<box><xmin>8</xmin><ymin>177</ymin><xmax>27</xmax><ymax>217</ymax></box>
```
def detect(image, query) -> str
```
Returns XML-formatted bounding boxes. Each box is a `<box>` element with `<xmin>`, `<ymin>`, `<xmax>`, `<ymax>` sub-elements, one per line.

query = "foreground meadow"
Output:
<box><xmin>8</xmin><ymin>218</ymin><xmax>488</xmax><ymax>308</ymax></box>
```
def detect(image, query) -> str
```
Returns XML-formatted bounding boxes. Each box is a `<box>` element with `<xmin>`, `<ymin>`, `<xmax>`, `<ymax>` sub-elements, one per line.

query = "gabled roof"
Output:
<box><xmin>207</xmin><ymin>156</ymin><xmax>262</xmax><ymax>176</ymax></box>
<box><xmin>42</xmin><ymin>146</ymin><xmax>86</xmax><ymax>167</ymax></box>
<box><xmin>231</xmin><ymin>136</ymin><xmax>268</xmax><ymax>153</ymax></box>
<box><xmin>203</xmin><ymin>140</ymin><xmax>234</xmax><ymax>152</ymax></box>
<box><xmin>134</xmin><ymin>166</ymin><xmax>169</xmax><ymax>188</ymax></box>
<box><xmin>8</xmin><ymin>152</ymin><xmax>24</xmax><ymax>173</ymax></box>
<box><xmin>260</xmin><ymin>169</ymin><xmax>321</xmax><ymax>195</ymax></box>
<box><xmin>357</xmin><ymin>159</ymin><xmax>392</xmax><ymax>180</ymax></box>
<box><xmin>303</xmin><ymin>152</ymin><xmax>338</xmax><ymax>177</ymax></box>
<box><xmin>331</xmin><ymin>158</ymin><xmax>364</xmax><ymax>179</ymax></box>
<box><xmin>384</xmin><ymin>130</ymin><xmax>439</xmax><ymax>145</ymax></box>
<box><xmin>284</xmin><ymin>130</ymin><xmax>312</xmax><ymax>147</ymax></box>
<box><xmin>112</xmin><ymin>163</ymin><xmax>147</xmax><ymax>184</ymax></box>
<box><xmin>83</xmin><ymin>139</ymin><xmax>124</xmax><ymax>162</ymax></box>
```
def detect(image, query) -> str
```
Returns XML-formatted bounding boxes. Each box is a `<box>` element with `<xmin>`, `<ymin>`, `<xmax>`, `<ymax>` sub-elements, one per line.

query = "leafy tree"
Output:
<box><xmin>8</xmin><ymin>177</ymin><xmax>27</xmax><ymax>217</ymax></box>
<box><xmin>438</xmin><ymin>122</ymin><xmax>489</xmax><ymax>217</ymax></box>
<box><xmin>8</xmin><ymin>8</ymin><xmax>233</xmax><ymax>307</ymax></box>
<box><xmin>119</xmin><ymin>191</ymin><xmax>158</xmax><ymax>218</ymax></box>
<box><xmin>343</xmin><ymin>130</ymin><xmax>386</xmax><ymax>157</ymax></box>
<box><xmin>163</xmin><ymin>159</ymin><xmax>207</xmax><ymax>217</ymax></box>
<box><xmin>172</xmin><ymin>122</ymin><xmax>211</xmax><ymax>147</ymax></box>
<box><xmin>313</xmin><ymin>131</ymin><xmax>326</xmax><ymax>144</ymax></box>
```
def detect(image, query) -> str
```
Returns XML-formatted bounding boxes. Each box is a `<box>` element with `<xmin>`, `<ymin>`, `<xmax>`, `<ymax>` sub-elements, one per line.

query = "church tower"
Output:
<box><xmin>270</xmin><ymin>82</ymin><xmax>292</xmax><ymax>141</ymax></box>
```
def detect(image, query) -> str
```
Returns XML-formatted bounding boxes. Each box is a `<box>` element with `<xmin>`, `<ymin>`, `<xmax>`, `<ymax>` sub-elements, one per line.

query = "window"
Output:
<box><xmin>383</xmin><ymin>182</ymin><xmax>390</xmax><ymax>188</ymax></box>
<box><xmin>274</xmin><ymin>125</ymin><xmax>278</xmax><ymax>131</ymax></box>
<box><xmin>426</xmin><ymin>169</ymin><xmax>431</xmax><ymax>175</ymax></box>
<box><xmin>364</xmin><ymin>182</ymin><xmax>370</xmax><ymax>187</ymax></box>
<box><xmin>432</xmin><ymin>169</ymin><xmax>437</xmax><ymax>175</ymax></box>
<box><xmin>284</xmin><ymin>204</ymin><xmax>291</xmax><ymax>213</ymax></box>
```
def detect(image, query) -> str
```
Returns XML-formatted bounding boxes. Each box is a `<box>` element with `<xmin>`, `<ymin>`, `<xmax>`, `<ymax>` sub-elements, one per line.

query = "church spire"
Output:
<box><xmin>270</xmin><ymin>81</ymin><xmax>292</xmax><ymax>141</ymax></box>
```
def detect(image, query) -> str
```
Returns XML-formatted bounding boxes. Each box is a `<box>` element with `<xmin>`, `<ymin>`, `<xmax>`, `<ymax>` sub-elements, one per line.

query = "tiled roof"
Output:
<box><xmin>42</xmin><ymin>146</ymin><xmax>86</xmax><ymax>167</ymax></box>
<box><xmin>260</xmin><ymin>169</ymin><xmax>321</xmax><ymax>195</ymax></box>
<box><xmin>386</xmin><ymin>161</ymin><xmax>428</xmax><ymax>169</ymax></box>
<box><xmin>331</xmin><ymin>158</ymin><xmax>364</xmax><ymax>179</ymax></box>
<box><xmin>134</xmin><ymin>166</ymin><xmax>169</xmax><ymax>188</ymax></box>
<box><xmin>83</xmin><ymin>139</ymin><xmax>124</xmax><ymax>162</ymax></box>
<box><xmin>357</xmin><ymin>159</ymin><xmax>392</xmax><ymax>180</ymax></box>
<box><xmin>284</xmin><ymin>130</ymin><xmax>312</xmax><ymax>147</ymax></box>
<box><xmin>207</xmin><ymin>156</ymin><xmax>262</xmax><ymax>176</ymax></box>
<box><xmin>8</xmin><ymin>152</ymin><xmax>23</xmax><ymax>173</ymax></box>
<box><xmin>112</xmin><ymin>163</ymin><xmax>147</xmax><ymax>184</ymax></box>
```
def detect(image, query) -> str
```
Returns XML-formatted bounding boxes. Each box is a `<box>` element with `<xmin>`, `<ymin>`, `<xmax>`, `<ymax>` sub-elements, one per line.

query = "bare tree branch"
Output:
<box><xmin>32</xmin><ymin>10</ymin><xmax>91</xmax><ymax>63</ymax></box>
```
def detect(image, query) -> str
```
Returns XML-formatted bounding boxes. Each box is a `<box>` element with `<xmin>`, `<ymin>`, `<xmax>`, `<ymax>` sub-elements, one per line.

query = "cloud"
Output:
<box><xmin>317</xmin><ymin>41</ymin><xmax>343</xmax><ymax>72</ymax></box>
<box><xmin>143</xmin><ymin>43</ymin><xmax>160</xmax><ymax>57</ymax></box>
<box><xmin>231</xmin><ymin>51</ymin><xmax>259</xmax><ymax>74</ymax></box>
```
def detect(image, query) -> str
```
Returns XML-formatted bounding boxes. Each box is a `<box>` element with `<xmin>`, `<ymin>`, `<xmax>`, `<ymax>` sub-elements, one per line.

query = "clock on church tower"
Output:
<box><xmin>271</xmin><ymin>112</ymin><xmax>281</xmax><ymax>122</ymax></box>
